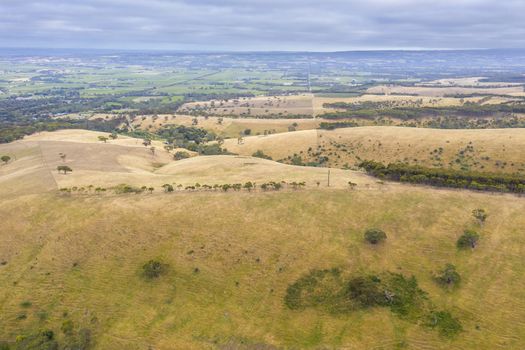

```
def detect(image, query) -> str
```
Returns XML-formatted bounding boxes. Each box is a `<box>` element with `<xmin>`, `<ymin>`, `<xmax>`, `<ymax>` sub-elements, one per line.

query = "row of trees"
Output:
<box><xmin>358</xmin><ymin>160</ymin><xmax>525</xmax><ymax>194</ymax></box>
<box><xmin>59</xmin><ymin>180</ymin><xmax>309</xmax><ymax>195</ymax></box>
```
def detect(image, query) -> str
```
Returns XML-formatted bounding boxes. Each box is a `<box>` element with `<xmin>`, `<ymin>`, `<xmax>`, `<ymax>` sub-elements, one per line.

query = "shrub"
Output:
<box><xmin>142</xmin><ymin>260</ymin><xmax>167</xmax><ymax>279</ymax></box>
<box><xmin>426</xmin><ymin>311</ymin><xmax>463</xmax><ymax>338</ymax></box>
<box><xmin>472</xmin><ymin>209</ymin><xmax>488</xmax><ymax>225</ymax></box>
<box><xmin>346</xmin><ymin>275</ymin><xmax>385</xmax><ymax>308</ymax></box>
<box><xmin>252</xmin><ymin>150</ymin><xmax>272</xmax><ymax>160</ymax></box>
<box><xmin>1</xmin><ymin>155</ymin><xmax>10</xmax><ymax>164</ymax></box>
<box><xmin>13</xmin><ymin>330</ymin><xmax>58</xmax><ymax>350</ymax></box>
<box><xmin>435</xmin><ymin>264</ymin><xmax>461</xmax><ymax>286</ymax></box>
<box><xmin>20</xmin><ymin>301</ymin><xmax>32</xmax><ymax>308</ymax></box>
<box><xmin>113</xmin><ymin>184</ymin><xmax>142</xmax><ymax>194</ymax></box>
<box><xmin>61</xmin><ymin>320</ymin><xmax>74</xmax><ymax>335</ymax></box>
<box><xmin>364</xmin><ymin>228</ymin><xmax>387</xmax><ymax>244</ymax></box>
<box><xmin>174</xmin><ymin>151</ymin><xmax>190</xmax><ymax>160</ymax></box>
<box><xmin>457</xmin><ymin>230</ymin><xmax>480</xmax><ymax>249</ymax></box>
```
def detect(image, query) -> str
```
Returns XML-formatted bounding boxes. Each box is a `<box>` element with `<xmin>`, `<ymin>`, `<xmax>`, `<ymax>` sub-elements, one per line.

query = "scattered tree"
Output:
<box><xmin>472</xmin><ymin>209</ymin><xmax>488</xmax><ymax>226</ymax></box>
<box><xmin>57</xmin><ymin>165</ymin><xmax>73</xmax><ymax>174</ymax></box>
<box><xmin>435</xmin><ymin>264</ymin><xmax>461</xmax><ymax>286</ymax></box>
<box><xmin>142</xmin><ymin>260</ymin><xmax>167</xmax><ymax>279</ymax></box>
<box><xmin>457</xmin><ymin>230</ymin><xmax>480</xmax><ymax>249</ymax></box>
<box><xmin>98</xmin><ymin>136</ymin><xmax>108</xmax><ymax>143</ymax></box>
<box><xmin>1</xmin><ymin>155</ymin><xmax>10</xmax><ymax>164</ymax></box>
<box><xmin>162</xmin><ymin>184</ymin><xmax>174</xmax><ymax>193</ymax></box>
<box><xmin>364</xmin><ymin>228</ymin><xmax>387</xmax><ymax>244</ymax></box>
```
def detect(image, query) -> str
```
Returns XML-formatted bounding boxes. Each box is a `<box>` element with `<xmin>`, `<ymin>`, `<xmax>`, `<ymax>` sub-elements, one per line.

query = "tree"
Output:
<box><xmin>472</xmin><ymin>209</ymin><xmax>487</xmax><ymax>226</ymax></box>
<box><xmin>217</xmin><ymin>117</ymin><xmax>224</xmax><ymax>125</ymax></box>
<box><xmin>243</xmin><ymin>128</ymin><xmax>252</xmax><ymax>136</ymax></box>
<box><xmin>162</xmin><ymin>184</ymin><xmax>174</xmax><ymax>193</ymax></box>
<box><xmin>142</xmin><ymin>260</ymin><xmax>166</xmax><ymax>279</ymax></box>
<box><xmin>142</xmin><ymin>139</ymin><xmax>152</xmax><ymax>147</ymax></box>
<box><xmin>59</xmin><ymin>153</ymin><xmax>66</xmax><ymax>162</ymax></box>
<box><xmin>457</xmin><ymin>230</ymin><xmax>480</xmax><ymax>249</ymax></box>
<box><xmin>150</xmin><ymin>146</ymin><xmax>156</xmax><ymax>155</ymax></box>
<box><xmin>364</xmin><ymin>228</ymin><xmax>387</xmax><ymax>244</ymax></box>
<box><xmin>435</xmin><ymin>264</ymin><xmax>461</xmax><ymax>286</ymax></box>
<box><xmin>148</xmin><ymin>187</ymin><xmax>154</xmax><ymax>194</ymax></box>
<box><xmin>348</xmin><ymin>181</ymin><xmax>357</xmax><ymax>190</ymax></box>
<box><xmin>57</xmin><ymin>165</ymin><xmax>73</xmax><ymax>174</ymax></box>
<box><xmin>98</xmin><ymin>136</ymin><xmax>108</xmax><ymax>143</ymax></box>
<box><xmin>243</xmin><ymin>182</ymin><xmax>254</xmax><ymax>192</ymax></box>
<box><xmin>1</xmin><ymin>155</ymin><xmax>10</xmax><ymax>164</ymax></box>
<box><xmin>109</xmin><ymin>132</ymin><xmax>118</xmax><ymax>140</ymax></box>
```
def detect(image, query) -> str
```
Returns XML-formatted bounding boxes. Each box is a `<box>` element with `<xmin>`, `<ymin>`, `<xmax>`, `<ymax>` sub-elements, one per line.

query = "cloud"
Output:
<box><xmin>0</xmin><ymin>0</ymin><xmax>523</xmax><ymax>50</ymax></box>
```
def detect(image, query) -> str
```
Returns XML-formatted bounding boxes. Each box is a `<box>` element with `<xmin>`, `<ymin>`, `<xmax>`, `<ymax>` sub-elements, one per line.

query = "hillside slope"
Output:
<box><xmin>224</xmin><ymin>126</ymin><xmax>525</xmax><ymax>173</ymax></box>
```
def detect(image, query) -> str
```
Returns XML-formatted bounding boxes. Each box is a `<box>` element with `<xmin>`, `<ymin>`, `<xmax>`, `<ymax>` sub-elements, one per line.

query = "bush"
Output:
<box><xmin>364</xmin><ymin>228</ymin><xmax>387</xmax><ymax>244</ymax></box>
<box><xmin>174</xmin><ymin>151</ymin><xmax>190</xmax><ymax>160</ymax></box>
<box><xmin>142</xmin><ymin>260</ymin><xmax>167</xmax><ymax>279</ymax></box>
<box><xmin>13</xmin><ymin>330</ymin><xmax>58</xmax><ymax>350</ymax></box>
<box><xmin>61</xmin><ymin>320</ymin><xmax>74</xmax><ymax>335</ymax></box>
<box><xmin>435</xmin><ymin>264</ymin><xmax>461</xmax><ymax>286</ymax></box>
<box><xmin>252</xmin><ymin>150</ymin><xmax>272</xmax><ymax>160</ymax></box>
<box><xmin>346</xmin><ymin>275</ymin><xmax>385</xmax><ymax>308</ymax></box>
<box><xmin>426</xmin><ymin>311</ymin><xmax>463</xmax><ymax>338</ymax></box>
<box><xmin>457</xmin><ymin>230</ymin><xmax>480</xmax><ymax>249</ymax></box>
<box><xmin>113</xmin><ymin>184</ymin><xmax>142</xmax><ymax>194</ymax></box>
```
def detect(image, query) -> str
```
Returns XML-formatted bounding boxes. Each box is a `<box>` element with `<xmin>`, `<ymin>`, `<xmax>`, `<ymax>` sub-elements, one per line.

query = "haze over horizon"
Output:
<box><xmin>1</xmin><ymin>0</ymin><xmax>524</xmax><ymax>52</ymax></box>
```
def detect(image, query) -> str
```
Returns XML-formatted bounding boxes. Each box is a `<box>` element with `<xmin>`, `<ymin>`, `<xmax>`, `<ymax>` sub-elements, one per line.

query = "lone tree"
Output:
<box><xmin>142</xmin><ymin>139</ymin><xmax>152</xmax><ymax>147</ymax></box>
<box><xmin>98</xmin><ymin>136</ymin><xmax>108</xmax><ymax>143</ymax></box>
<box><xmin>1</xmin><ymin>155</ymin><xmax>11</xmax><ymax>164</ymax></box>
<box><xmin>348</xmin><ymin>181</ymin><xmax>357</xmax><ymax>190</ymax></box>
<box><xmin>435</xmin><ymin>264</ymin><xmax>461</xmax><ymax>286</ymax></box>
<box><xmin>142</xmin><ymin>260</ymin><xmax>166</xmax><ymax>279</ymax></box>
<box><xmin>109</xmin><ymin>132</ymin><xmax>118</xmax><ymax>140</ymax></box>
<box><xmin>57</xmin><ymin>165</ymin><xmax>73</xmax><ymax>174</ymax></box>
<box><xmin>472</xmin><ymin>209</ymin><xmax>488</xmax><ymax>226</ymax></box>
<box><xmin>364</xmin><ymin>228</ymin><xmax>387</xmax><ymax>244</ymax></box>
<box><xmin>59</xmin><ymin>153</ymin><xmax>66</xmax><ymax>162</ymax></box>
<box><xmin>174</xmin><ymin>151</ymin><xmax>190</xmax><ymax>160</ymax></box>
<box><xmin>457</xmin><ymin>230</ymin><xmax>480</xmax><ymax>249</ymax></box>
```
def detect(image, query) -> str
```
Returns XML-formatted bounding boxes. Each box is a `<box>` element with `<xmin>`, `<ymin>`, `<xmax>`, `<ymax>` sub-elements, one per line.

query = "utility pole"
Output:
<box><xmin>327</xmin><ymin>169</ymin><xmax>330</xmax><ymax>187</ymax></box>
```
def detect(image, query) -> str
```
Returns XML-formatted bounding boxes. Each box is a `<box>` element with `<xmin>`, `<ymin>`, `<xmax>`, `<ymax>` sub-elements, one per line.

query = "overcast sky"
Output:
<box><xmin>0</xmin><ymin>0</ymin><xmax>524</xmax><ymax>51</ymax></box>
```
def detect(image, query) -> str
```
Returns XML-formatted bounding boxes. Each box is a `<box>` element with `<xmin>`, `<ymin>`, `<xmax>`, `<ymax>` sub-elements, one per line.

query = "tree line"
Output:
<box><xmin>358</xmin><ymin>160</ymin><xmax>525</xmax><ymax>194</ymax></box>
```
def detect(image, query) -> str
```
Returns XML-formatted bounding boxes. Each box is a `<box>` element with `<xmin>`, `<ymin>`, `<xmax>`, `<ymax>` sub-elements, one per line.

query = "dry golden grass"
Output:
<box><xmin>0</xmin><ymin>130</ymin><xmax>374</xmax><ymax>194</ymax></box>
<box><xmin>1</xmin><ymin>129</ymin><xmax>525</xmax><ymax>349</ymax></box>
<box><xmin>312</xmin><ymin>94</ymin><xmax>515</xmax><ymax>115</ymax></box>
<box><xmin>367</xmin><ymin>85</ymin><xmax>525</xmax><ymax>97</ymax></box>
<box><xmin>0</xmin><ymin>184</ymin><xmax>524</xmax><ymax>349</ymax></box>
<box><xmin>225</xmin><ymin>126</ymin><xmax>525</xmax><ymax>174</ymax></box>
<box><xmin>179</xmin><ymin>94</ymin><xmax>314</xmax><ymax>117</ymax></box>
<box><xmin>133</xmin><ymin>114</ymin><xmax>321</xmax><ymax>138</ymax></box>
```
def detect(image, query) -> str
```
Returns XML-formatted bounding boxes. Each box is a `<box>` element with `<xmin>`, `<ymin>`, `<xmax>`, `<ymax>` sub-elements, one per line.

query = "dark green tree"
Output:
<box><xmin>457</xmin><ymin>230</ymin><xmax>480</xmax><ymax>249</ymax></box>
<box><xmin>364</xmin><ymin>228</ymin><xmax>387</xmax><ymax>244</ymax></box>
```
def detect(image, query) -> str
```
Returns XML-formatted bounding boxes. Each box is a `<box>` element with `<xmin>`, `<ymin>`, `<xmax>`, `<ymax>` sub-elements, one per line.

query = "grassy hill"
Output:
<box><xmin>224</xmin><ymin>126</ymin><xmax>525</xmax><ymax>174</ymax></box>
<box><xmin>0</xmin><ymin>129</ymin><xmax>525</xmax><ymax>349</ymax></box>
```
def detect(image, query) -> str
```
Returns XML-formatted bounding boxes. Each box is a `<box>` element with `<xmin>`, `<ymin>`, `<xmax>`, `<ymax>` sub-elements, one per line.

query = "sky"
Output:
<box><xmin>0</xmin><ymin>0</ymin><xmax>524</xmax><ymax>51</ymax></box>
